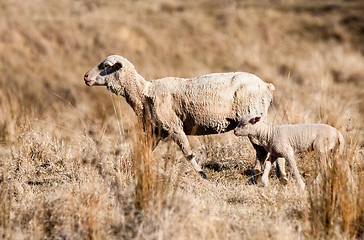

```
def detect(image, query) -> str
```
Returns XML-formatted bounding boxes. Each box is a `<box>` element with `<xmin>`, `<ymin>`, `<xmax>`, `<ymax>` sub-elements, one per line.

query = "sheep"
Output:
<box><xmin>84</xmin><ymin>55</ymin><xmax>276</xmax><ymax>179</ymax></box>
<box><xmin>234</xmin><ymin>113</ymin><xmax>344</xmax><ymax>189</ymax></box>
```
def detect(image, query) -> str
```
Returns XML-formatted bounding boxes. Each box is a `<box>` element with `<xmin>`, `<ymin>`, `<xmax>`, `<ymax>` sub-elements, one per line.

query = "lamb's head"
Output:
<box><xmin>234</xmin><ymin>113</ymin><xmax>262</xmax><ymax>136</ymax></box>
<box><xmin>84</xmin><ymin>55</ymin><xmax>136</xmax><ymax>93</ymax></box>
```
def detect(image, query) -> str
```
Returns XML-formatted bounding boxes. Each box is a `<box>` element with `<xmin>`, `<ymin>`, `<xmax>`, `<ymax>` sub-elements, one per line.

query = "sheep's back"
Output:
<box><xmin>147</xmin><ymin>72</ymin><xmax>274</xmax><ymax>133</ymax></box>
<box><xmin>150</xmin><ymin>72</ymin><xmax>272</xmax><ymax>116</ymax></box>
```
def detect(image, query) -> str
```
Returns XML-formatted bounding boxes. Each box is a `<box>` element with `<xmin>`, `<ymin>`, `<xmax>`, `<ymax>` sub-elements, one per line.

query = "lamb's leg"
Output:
<box><xmin>318</xmin><ymin>148</ymin><xmax>329</xmax><ymax>172</ymax></box>
<box><xmin>247</xmin><ymin>159</ymin><xmax>262</xmax><ymax>185</ymax></box>
<box><xmin>247</xmin><ymin>137</ymin><xmax>268</xmax><ymax>184</ymax></box>
<box><xmin>284</xmin><ymin>152</ymin><xmax>305</xmax><ymax>189</ymax></box>
<box><xmin>261</xmin><ymin>160</ymin><xmax>272</xmax><ymax>186</ymax></box>
<box><xmin>261</xmin><ymin>155</ymin><xmax>279</xmax><ymax>186</ymax></box>
<box><xmin>313</xmin><ymin>148</ymin><xmax>329</xmax><ymax>186</ymax></box>
<box><xmin>312</xmin><ymin>144</ymin><xmax>329</xmax><ymax>185</ymax></box>
<box><xmin>276</xmin><ymin>157</ymin><xmax>288</xmax><ymax>185</ymax></box>
<box><xmin>170</xmin><ymin>127</ymin><xmax>207</xmax><ymax>179</ymax></box>
<box><xmin>151</xmin><ymin>137</ymin><xmax>162</xmax><ymax>151</ymax></box>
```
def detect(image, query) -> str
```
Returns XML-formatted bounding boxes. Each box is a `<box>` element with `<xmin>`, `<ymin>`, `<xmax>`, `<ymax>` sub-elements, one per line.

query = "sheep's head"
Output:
<box><xmin>234</xmin><ymin>113</ymin><xmax>262</xmax><ymax>136</ymax></box>
<box><xmin>84</xmin><ymin>55</ymin><xmax>135</xmax><ymax>89</ymax></box>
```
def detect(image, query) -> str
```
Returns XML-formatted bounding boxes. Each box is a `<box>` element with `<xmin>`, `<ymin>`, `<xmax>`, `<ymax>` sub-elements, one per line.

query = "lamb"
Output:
<box><xmin>84</xmin><ymin>55</ymin><xmax>276</xmax><ymax>179</ymax></box>
<box><xmin>234</xmin><ymin>113</ymin><xmax>344</xmax><ymax>189</ymax></box>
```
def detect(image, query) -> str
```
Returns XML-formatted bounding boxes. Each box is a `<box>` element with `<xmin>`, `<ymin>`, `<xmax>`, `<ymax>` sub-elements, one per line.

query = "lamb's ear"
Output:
<box><xmin>268</xmin><ymin>83</ymin><xmax>275</xmax><ymax>91</ymax></box>
<box><xmin>249</xmin><ymin>116</ymin><xmax>261</xmax><ymax>124</ymax></box>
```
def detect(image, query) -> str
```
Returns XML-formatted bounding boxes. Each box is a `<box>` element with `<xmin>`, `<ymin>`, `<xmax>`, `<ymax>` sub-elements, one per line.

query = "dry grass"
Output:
<box><xmin>0</xmin><ymin>0</ymin><xmax>363</xmax><ymax>239</ymax></box>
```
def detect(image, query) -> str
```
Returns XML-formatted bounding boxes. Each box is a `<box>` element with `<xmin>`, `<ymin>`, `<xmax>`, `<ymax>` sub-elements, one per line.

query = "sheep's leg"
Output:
<box><xmin>170</xmin><ymin>127</ymin><xmax>207</xmax><ymax>179</ymax></box>
<box><xmin>284</xmin><ymin>152</ymin><xmax>305</xmax><ymax>189</ymax></box>
<box><xmin>276</xmin><ymin>158</ymin><xmax>288</xmax><ymax>185</ymax></box>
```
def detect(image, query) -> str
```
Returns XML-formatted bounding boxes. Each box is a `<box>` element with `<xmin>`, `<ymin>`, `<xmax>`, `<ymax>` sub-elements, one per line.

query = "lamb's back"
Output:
<box><xmin>271</xmin><ymin>126</ymin><xmax>309</xmax><ymax>153</ymax></box>
<box><xmin>273</xmin><ymin>124</ymin><xmax>339</xmax><ymax>152</ymax></box>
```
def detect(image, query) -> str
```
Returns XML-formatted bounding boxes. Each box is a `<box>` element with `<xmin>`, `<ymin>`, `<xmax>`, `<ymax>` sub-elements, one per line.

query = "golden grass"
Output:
<box><xmin>306</xmin><ymin>143</ymin><xmax>363</xmax><ymax>239</ymax></box>
<box><xmin>1</xmin><ymin>0</ymin><xmax>363</xmax><ymax>239</ymax></box>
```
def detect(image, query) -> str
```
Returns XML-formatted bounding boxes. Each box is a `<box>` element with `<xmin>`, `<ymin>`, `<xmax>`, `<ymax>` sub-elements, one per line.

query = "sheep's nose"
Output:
<box><xmin>84</xmin><ymin>73</ymin><xmax>89</xmax><ymax>81</ymax></box>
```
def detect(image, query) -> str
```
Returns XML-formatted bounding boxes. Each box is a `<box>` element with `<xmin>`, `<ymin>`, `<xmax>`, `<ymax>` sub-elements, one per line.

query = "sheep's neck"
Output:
<box><xmin>252</xmin><ymin>122</ymin><xmax>273</xmax><ymax>147</ymax></box>
<box><xmin>122</xmin><ymin>73</ymin><xmax>148</xmax><ymax>117</ymax></box>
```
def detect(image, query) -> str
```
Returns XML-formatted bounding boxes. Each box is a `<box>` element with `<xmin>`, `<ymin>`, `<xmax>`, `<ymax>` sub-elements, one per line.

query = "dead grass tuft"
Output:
<box><xmin>306</xmin><ymin>142</ymin><xmax>363</xmax><ymax>239</ymax></box>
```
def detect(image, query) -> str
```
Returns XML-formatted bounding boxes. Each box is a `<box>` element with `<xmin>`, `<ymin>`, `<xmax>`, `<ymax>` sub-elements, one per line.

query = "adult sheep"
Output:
<box><xmin>84</xmin><ymin>55</ymin><xmax>275</xmax><ymax>179</ymax></box>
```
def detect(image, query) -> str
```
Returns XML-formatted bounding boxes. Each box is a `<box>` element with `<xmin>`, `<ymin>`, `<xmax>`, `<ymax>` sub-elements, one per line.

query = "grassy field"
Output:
<box><xmin>0</xmin><ymin>0</ymin><xmax>363</xmax><ymax>239</ymax></box>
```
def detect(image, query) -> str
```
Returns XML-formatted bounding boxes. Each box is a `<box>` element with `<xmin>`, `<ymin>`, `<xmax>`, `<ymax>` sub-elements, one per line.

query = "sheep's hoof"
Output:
<box><xmin>199</xmin><ymin>171</ymin><xmax>207</xmax><ymax>179</ymax></box>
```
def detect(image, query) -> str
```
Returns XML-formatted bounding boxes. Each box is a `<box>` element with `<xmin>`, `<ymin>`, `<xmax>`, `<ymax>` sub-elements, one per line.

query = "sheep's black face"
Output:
<box><xmin>84</xmin><ymin>64</ymin><xmax>108</xmax><ymax>86</ymax></box>
<box><xmin>84</xmin><ymin>55</ymin><xmax>124</xmax><ymax>87</ymax></box>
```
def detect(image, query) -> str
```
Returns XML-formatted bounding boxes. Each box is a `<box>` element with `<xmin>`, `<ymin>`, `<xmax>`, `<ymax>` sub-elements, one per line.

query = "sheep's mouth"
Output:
<box><xmin>84</xmin><ymin>79</ymin><xmax>95</xmax><ymax>86</ymax></box>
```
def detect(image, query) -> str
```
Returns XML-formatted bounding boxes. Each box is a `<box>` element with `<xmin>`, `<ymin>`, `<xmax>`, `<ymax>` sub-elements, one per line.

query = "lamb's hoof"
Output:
<box><xmin>280</xmin><ymin>177</ymin><xmax>288</xmax><ymax>186</ymax></box>
<box><xmin>261</xmin><ymin>179</ymin><xmax>269</xmax><ymax>187</ymax></box>
<box><xmin>246</xmin><ymin>177</ymin><xmax>257</xmax><ymax>185</ymax></box>
<box><xmin>199</xmin><ymin>171</ymin><xmax>207</xmax><ymax>179</ymax></box>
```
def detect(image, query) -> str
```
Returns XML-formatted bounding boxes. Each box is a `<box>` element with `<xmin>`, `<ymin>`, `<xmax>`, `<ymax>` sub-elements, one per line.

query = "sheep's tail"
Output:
<box><xmin>337</xmin><ymin>131</ymin><xmax>345</xmax><ymax>156</ymax></box>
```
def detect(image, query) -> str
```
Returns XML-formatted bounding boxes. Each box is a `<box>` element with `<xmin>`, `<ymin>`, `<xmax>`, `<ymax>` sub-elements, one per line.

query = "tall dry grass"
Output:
<box><xmin>305</xmin><ymin>142</ymin><xmax>363</xmax><ymax>239</ymax></box>
<box><xmin>0</xmin><ymin>0</ymin><xmax>363</xmax><ymax>239</ymax></box>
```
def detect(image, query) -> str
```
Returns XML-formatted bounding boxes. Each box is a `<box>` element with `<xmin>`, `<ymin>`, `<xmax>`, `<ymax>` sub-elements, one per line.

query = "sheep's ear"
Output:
<box><xmin>114</xmin><ymin>61</ymin><xmax>123</xmax><ymax>70</ymax></box>
<box><xmin>250</xmin><ymin>116</ymin><xmax>261</xmax><ymax>124</ymax></box>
